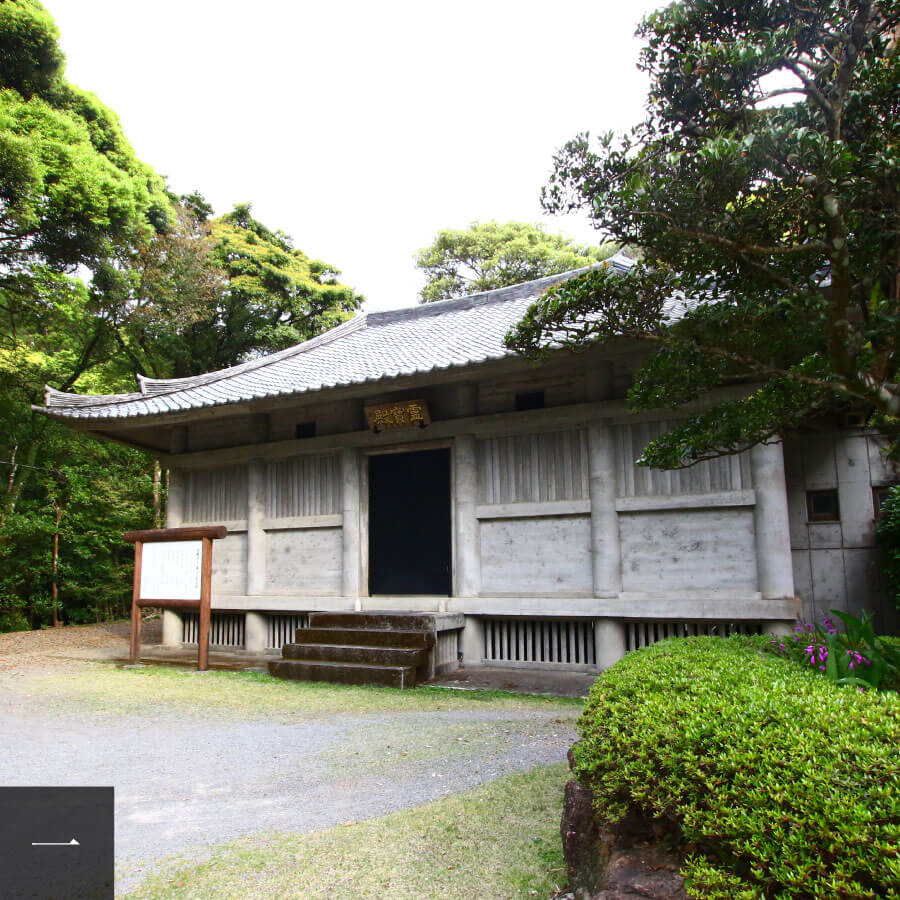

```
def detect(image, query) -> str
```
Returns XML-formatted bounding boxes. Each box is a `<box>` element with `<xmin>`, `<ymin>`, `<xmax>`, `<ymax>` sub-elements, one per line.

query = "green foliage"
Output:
<box><xmin>507</xmin><ymin>1</ymin><xmax>900</xmax><ymax>466</ymax></box>
<box><xmin>0</xmin><ymin>0</ymin><xmax>63</xmax><ymax>98</ymax></box>
<box><xmin>205</xmin><ymin>203</ymin><xmax>362</xmax><ymax>369</ymax></box>
<box><xmin>117</xmin><ymin>199</ymin><xmax>364</xmax><ymax>377</ymax></box>
<box><xmin>0</xmin><ymin>5</ymin><xmax>365</xmax><ymax>631</ymax></box>
<box><xmin>415</xmin><ymin>220</ymin><xmax>615</xmax><ymax>303</ymax></box>
<box><xmin>573</xmin><ymin>637</ymin><xmax>900</xmax><ymax>899</ymax></box>
<box><xmin>0</xmin><ymin>431</ymin><xmax>154</xmax><ymax>628</ymax></box>
<box><xmin>877</xmin><ymin>484</ymin><xmax>900</xmax><ymax>609</ymax></box>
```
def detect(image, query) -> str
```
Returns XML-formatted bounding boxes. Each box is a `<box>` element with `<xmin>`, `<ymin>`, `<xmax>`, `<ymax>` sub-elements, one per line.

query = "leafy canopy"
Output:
<box><xmin>115</xmin><ymin>200</ymin><xmax>364</xmax><ymax>378</ymax></box>
<box><xmin>0</xmin><ymin>3</ymin><xmax>363</xmax><ymax>629</ymax></box>
<box><xmin>506</xmin><ymin>0</ymin><xmax>900</xmax><ymax>468</ymax></box>
<box><xmin>415</xmin><ymin>220</ymin><xmax>615</xmax><ymax>303</ymax></box>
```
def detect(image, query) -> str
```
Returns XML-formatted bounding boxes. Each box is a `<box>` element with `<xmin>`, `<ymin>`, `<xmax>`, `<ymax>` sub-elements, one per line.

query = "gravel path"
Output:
<box><xmin>0</xmin><ymin>625</ymin><xmax>577</xmax><ymax>894</ymax></box>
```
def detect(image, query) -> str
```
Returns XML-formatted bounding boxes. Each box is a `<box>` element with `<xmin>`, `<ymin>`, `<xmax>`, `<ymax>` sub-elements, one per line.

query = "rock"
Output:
<box><xmin>561</xmin><ymin>775</ymin><xmax>685</xmax><ymax>899</ymax></box>
<box><xmin>561</xmin><ymin>780</ymin><xmax>610</xmax><ymax>898</ymax></box>
<box><xmin>591</xmin><ymin>844</ymin><xmax>686</xmax><ymax>899</ymax></box>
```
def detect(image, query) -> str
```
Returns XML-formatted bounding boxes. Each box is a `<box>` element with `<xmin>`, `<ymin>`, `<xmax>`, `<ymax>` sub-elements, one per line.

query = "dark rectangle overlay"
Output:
<box><xmin>0</xmin><ymin>787</ymin><xmax>113</xmax><ymax>899</ymax></box>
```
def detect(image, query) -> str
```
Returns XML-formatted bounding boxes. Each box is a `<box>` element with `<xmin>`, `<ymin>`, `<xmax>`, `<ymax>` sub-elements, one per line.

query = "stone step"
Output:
<box><xmin>268</xmin><ymin>658</ymin><xmax>417</xmax><ymax>689</ymax></box>
<box><xmin>292</xmin><ymin>627</ymin><xmax>435</xmax><ymax>649</ymax></box>
<box><xmin>307</xmin><ymin>611</ymin><xmax>459</xmax><ymax>632</ymax></box>
<box><xmin>282</xmin><ymin>642</ymin><xmax>428</xmax><ymax>668</ymax></box>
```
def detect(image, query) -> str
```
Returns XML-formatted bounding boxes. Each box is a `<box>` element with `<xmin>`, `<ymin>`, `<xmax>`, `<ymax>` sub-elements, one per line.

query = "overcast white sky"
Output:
<box><xmin>45</xmin><ymin>0</ymin><xmax>662</xmax><ymax>311</ymax></box>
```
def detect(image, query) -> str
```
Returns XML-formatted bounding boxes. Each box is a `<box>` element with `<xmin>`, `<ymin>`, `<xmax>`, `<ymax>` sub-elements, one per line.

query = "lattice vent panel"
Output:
<box><xmin>483</xmin><ymin>618</ymin><xmax>595</xmax><ymax>666</ymax></box>
<box><xmin>266</xmin><ymin>614</ymin><xmax>310</xmax><ymax>650</ymax></box>
<box><xmin>182</xmin><ymin>612</ymin><xmax>246</xmax><ymax>648</ymax></box>
<box><xmin>625</xmin><ymin>620</ymin><xmax>762</xmax><ymax>652</ymax></box>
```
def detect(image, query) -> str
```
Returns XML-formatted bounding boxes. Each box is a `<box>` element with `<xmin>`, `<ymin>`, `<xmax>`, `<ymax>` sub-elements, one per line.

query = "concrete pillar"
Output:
<box><xmin>594</xmin><ymin>618</ymin><xmax>626</xmax><ymax>669</ymax></box>
<box><xmin>456</xmin><ymin>382</ymin><xmax>477</xmax><ymax>418</ymax></box>
<box><xmin>169</xmin><ymin>425</ymin><xmax>187</xmax><ymax>455</ymax></box>
<box><xmin>750</xmin><ymin>439</ymin><xmax>795</xmax><ymax>601</ymax></box>
<box><xmin>162</xmin><ymin>608</ymin><xmax>182</xmax><ymax>646</ymax></box>
<box><xmin>588</xmin><ymin>423</ymin><xmax>621</xmax><ymax>597</ymax></box>
<box><xmin>454</xmin><ymin>435</ymin><xmax>480</xmax><ymax>598</ymax></box>
<box><xmin>460</xmin><ymin>615</ymin><xmax>484</xmax><ymax>666</ymax></box>
<box><xmin>247</xmin><ymin>459</ymin><xmax>266</xmax><ymax>595</ymax></box>
<box><xmin>762</xmin><ymin>619</ymin><xmax>794</xmax><ymax>637</ymax></box>
<box><xmin>341</xmin><ymin>448</ymin><xmax>361</xmax><ymax>599</ymax></box>
<box><xmin>245</xmin><ymin>611</ymin><xmax>267</xmax><ymax>653</ymax></box>
<box><xmin>163</xmin><ymin>467</ymin><xmax>186</xmax><ymax>646</ymax></box>
<box><xmin>166</xmin><ymin>468</ymin><xmax>185</xmax><ymax>528</ymax></box>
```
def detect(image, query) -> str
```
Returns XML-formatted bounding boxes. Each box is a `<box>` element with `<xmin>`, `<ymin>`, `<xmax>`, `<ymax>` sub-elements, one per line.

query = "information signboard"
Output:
<box><xmin>124</xmin><ymin>526</ymin><xmax>227</xmax><ymax>671</ymax></box>
<box><xmin>139</xmin><ymin>541</ymin><xmax>203</xmax><ymax>601</ymax></box>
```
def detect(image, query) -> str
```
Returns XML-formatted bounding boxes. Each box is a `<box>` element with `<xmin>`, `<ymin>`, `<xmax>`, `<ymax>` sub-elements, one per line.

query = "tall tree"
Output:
<box><xmin>0</xmin><ymin>0</ymin><xmax>172</xmax><ymax>517</ymax></box>
<box><xmin>415</xmin><ymin>220</ymin><xmax>616</xmax><ymax>303</ymax></box>
<box><xmin>0</xmin><ymin>3</ymin><xmax>364</xmax><ymax>631</ymax></box>
<box><xmin>117</xmin><ymin>200</ymin><xmax>364</xmax><ymax>378</ymax></box>
<box><xmin>207</xmin><ymin>203</ymin><xmax>363</xmax><ymax>369</ymax></box>
<box><xmin>507</xmin><ymin>0</ymin><xmax>900</xmax><ymax>467</ymax></box>
<box><xmin>0</xmin><ymin>0</ymin><xmax>169</xmax><ymax>629</ymax></box>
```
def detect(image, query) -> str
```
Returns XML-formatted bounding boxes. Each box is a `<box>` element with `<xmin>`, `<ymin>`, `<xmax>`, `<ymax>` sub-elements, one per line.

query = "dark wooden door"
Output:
<box><xmin>368</xmin><ymin>449</ymin><xmax>451</xmax><ymax>595</ymax></box>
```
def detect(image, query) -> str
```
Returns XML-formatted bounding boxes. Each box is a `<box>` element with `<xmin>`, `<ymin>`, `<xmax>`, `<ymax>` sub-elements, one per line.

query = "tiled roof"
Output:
<box><xmin>38</xmin><ymin>255</ymin><xmax>637</xmax><ymax>423</ymax></box>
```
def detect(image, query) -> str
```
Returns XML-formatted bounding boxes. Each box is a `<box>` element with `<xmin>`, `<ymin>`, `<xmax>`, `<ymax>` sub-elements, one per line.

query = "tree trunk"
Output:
<box><xmin>51</xmin><ymin>500</ymin><xmax>62</xmax><ymax>628</ymax></box>
<box><xmin>5</xmin><ymin>443</ymin><xmax>17</xmax><ymax>494</ymax></box>
<box><xmin>0</xmin><ymin>440</ymin><xmax>38</xmax><ymax>527</ymax></box>
<box><xmin>152</xmin><ymin>459</ymin><xmax>162</xmax><ymax>529</ymax></box>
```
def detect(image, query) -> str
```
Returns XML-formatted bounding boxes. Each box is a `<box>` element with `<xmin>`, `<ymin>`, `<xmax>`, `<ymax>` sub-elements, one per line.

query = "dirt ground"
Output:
<box><xmin>0</xmin><ymin>618</ymin><xmax>162</xmax><ymax>672</ymax></box>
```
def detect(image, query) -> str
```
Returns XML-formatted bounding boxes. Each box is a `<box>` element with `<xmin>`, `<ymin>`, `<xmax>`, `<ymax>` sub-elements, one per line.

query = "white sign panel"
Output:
<box><xmin>140</xmin><ymin>541</ymin><xmax>203</xmax><ymax>601</ymax></box>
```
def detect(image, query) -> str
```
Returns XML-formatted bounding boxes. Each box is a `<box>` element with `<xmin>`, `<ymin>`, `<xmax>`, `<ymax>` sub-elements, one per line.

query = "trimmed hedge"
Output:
<box><xmin>572</xmin><ymin>637</ymin><xmax>900</xmax><ymax>899</ymax></box>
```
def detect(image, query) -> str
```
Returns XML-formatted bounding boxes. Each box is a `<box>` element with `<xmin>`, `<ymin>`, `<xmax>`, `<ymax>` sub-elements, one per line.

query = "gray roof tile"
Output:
<box><xmin>38</xmin><ymin>257</ymin><xmax>636</xmax><ymax>422</ymax></box>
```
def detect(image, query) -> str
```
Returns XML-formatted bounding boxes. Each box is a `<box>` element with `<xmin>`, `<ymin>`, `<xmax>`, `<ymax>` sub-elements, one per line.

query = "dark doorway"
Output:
<box><xmin>369</xmin><ymin>449</ymin><xmax>452</xmax><ymax>595</ymax></box>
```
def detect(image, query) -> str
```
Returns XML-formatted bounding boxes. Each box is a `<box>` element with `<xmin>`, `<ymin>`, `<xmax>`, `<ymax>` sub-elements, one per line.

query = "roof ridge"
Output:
<box><xmin>368</xmin><ymin>264</ymin><xmax>605</xmax><ymax>327</ymax></box>
<box><xmin>36</xmin><ymin>256</ymin><xmax>638</xmax><ymax>420</ymax></box>
<box><xmin>44</xmin><ymin>385</ymin><xmax>146</xmax><ymax>408</ymax></box>
<box><xmin>132</xmin><ymin>264</ymin><xmax>617</xmax><ymax>398</ymax></box>
<box><xmin>135</xmin><ymin>313</ymin><xmax>369</xmax><ymax>398</ymax></box>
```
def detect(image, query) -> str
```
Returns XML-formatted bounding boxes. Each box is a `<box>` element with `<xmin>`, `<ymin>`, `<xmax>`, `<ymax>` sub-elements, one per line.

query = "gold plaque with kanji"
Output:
<box><xmin>364</xmin><ymin>399</ymin><xmax>431</xmax><ymax>432</ymax></box>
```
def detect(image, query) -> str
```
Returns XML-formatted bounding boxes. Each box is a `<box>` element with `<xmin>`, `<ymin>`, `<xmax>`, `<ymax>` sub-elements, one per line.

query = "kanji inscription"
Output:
<box><xmin>364</xmin><ymin>399</ymin><xmax>431</xmax><ymax>432</ymax></box>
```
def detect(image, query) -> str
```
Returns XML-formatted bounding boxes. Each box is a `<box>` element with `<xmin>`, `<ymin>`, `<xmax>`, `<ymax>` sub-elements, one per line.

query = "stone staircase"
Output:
<box><xmin>268</xmin><ymin>611</ymin><xmax>462</xmax><ymax>688</ymax></box>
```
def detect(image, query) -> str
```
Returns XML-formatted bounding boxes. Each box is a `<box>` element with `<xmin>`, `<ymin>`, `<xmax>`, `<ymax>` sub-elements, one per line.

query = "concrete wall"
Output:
<box><xmin>618</xmin><ymin>508</ymin><xmax>757</xmax><ymax>593</ymax></box>
<box><xmin>163</xmin><ymin>391</ymin><xmax>836</xmax><ymax>664</ymax></box>
<box><xmin>475</xmin><ymin>430</ymin><xmax>592</xmax><ymax>596</ymax></box>
<box><xmin>480</xmin><ymin>515</ymin><xmax>592</xmax><ymax>594</ymax></box>
<box><xmin>615</xmin><ymin>421</ymin><xmax>752</xmax><ymax>496</ymax></box>
<box><xmin>264</xmin><ymin>526</ymin><xmax>343</xmax><ymax>595</ymax></box>
<box><xmin>784</xmin><ymin>431</ymin><xmax>897</xmax><ymax>631</ymax></box>
<box><xmin>184</xmin><ymin>464</ymin><xmax>248</xmax><ymax>524</ymax></box>
<box><xmin>265</xmin><ymin>455</ymin><xmax>341</xmax><ymax>518</ymax></box>
<box><xmin>478</xmin><ymin>430</ymin><xmax>589</xmax><ymax>504</ymax></box>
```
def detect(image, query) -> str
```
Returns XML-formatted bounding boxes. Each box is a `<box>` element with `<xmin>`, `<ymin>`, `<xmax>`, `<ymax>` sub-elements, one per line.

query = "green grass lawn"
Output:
<box><xmin>28</xmin><ymin>663</ymin><xmax>584</xmax><ymax>721</ymax></box>
<box><xmin>125</xmin><ymin>763</ymin><xmax>570</xmax><ymax>900</ymax></box>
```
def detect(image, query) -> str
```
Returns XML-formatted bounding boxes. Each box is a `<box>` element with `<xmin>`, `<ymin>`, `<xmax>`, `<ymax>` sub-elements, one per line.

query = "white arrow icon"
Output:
<box><xmin>31</xmin><ymin>838</ymin><xmax>80</xmax><ymax>846</ymax></box>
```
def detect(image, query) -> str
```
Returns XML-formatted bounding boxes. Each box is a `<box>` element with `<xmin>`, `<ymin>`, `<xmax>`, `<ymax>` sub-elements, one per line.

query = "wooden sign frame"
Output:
<box><xmin>124</xmin><ymin>525</ymin><xmax>227</xmax><ymax>671</ymax></box>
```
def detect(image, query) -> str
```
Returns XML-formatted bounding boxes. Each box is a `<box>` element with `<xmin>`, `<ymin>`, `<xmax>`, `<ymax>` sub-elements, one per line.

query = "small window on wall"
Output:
<box><xmin>515</xmin><ymin>390</ymin><xmax>545</xmax><ymax>411</ymax></box>
<box><xmin>873</xmin><ymin>485</ymin><xmax>894</xmax><ymax>520</ymax></box>
<box><xmin>295</xmin><ymin>421</ymin><xmax>317</xmax><ymax>439</ymax></box>
<box><xmin>807</xmin><ymin>489</ymin><xmax>840</xmax><ymax>522</ymax></box>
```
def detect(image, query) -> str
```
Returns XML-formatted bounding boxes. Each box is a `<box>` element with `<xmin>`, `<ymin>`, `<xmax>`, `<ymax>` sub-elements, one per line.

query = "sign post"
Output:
<box><xmin>123</xmin><ymin>526</ymin><xmax>227</xmax><ymax>671</ymax></box>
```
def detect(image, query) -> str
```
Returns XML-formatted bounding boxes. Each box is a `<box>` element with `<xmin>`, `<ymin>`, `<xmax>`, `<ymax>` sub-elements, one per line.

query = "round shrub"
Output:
<box><xmin>572</xmin><ymin>637</ymin><xmax>900</xmax><ymax>899</ymax></box>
